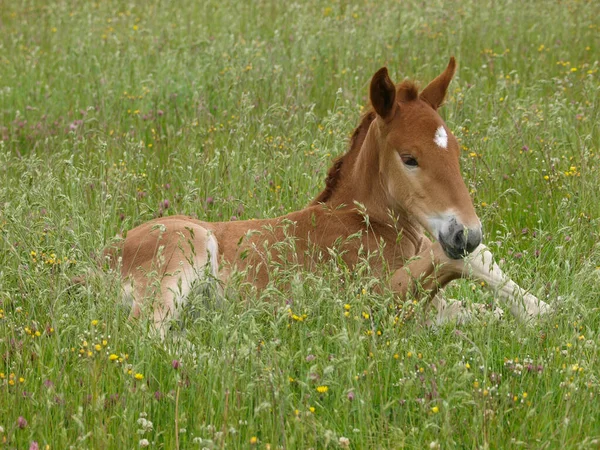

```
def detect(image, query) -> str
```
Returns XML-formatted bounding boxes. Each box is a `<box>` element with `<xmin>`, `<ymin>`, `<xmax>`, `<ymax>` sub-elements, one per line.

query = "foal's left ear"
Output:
<box><xmin>370</xmin><ymin>67</ymin><xmax>397</xmax><ymax>120</ymax></box>
<box><xmin>420</xmin><ymin>57</ymin><xmax>457</xmax><ymax>110</ymax></box>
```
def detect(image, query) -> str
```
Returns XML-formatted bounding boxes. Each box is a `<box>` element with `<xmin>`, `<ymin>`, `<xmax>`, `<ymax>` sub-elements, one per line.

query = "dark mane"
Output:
<box><xmin>311</xmin><ymin>80</ymin><xmax>419</xmax><ymax>205</ymax></box>
<box><xmin>310</xmin><ymin>110</ymin><xmax>376</xmax><ymax>205</ymax></box>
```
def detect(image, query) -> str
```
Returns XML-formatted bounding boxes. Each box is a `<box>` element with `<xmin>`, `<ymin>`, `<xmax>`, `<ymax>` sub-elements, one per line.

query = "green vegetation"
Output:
<box><xmin>0</xmin><ymin>0</ymin><xmax>598</xmax><ymax>448</ymax></box>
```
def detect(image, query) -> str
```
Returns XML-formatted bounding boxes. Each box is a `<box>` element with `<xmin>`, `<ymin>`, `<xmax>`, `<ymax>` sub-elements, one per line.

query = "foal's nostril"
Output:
<box><xmin>452</xmin><ymin>228</ymin><xmax>465</xmax><ymax>248</ymax></box>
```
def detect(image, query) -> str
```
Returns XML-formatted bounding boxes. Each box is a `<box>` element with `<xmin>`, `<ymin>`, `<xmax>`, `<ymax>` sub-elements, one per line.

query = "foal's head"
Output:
<box><xmin>370</xmin><ymin>58</ymin><xmax>482</xmax><ymax>259</ymax></box>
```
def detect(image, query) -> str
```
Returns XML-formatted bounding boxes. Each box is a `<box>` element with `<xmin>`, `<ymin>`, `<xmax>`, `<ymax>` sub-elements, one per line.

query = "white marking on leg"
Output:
<box><xmin>434</xmin><ymin>126</ymin><xmax>448</xmax><ymax>149</ymax></box>
<box><xmin>457</xmin><ymin>245</ymin><xmax>551</xmax><ymax>320</ymax></box>
<box><xmin>206</xmin><ymin>233</ymin><xmax>219</xmax><ymax>279</ymax></box>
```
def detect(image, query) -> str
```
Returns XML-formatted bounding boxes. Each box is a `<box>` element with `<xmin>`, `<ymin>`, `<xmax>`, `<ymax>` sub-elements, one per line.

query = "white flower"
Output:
<box><xmin>139</xmin><ymin>438</ymin><xmax>150</xmax><ymax>447</ymax></box>
<box><xmin>339</xmin><ymin>436</ymin><xmax>350</xmax><ymax>448</ymax></box>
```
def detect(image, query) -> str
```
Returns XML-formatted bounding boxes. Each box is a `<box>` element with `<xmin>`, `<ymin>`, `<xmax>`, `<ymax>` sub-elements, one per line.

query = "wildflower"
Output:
<box><xmin>316</xmin><ymin>385</ymin><xmax>328</xmax><ymax>393</ymax></box>
<box><xmin>431</xmin><ymin>406</ymin><xmax>439</xmax><ymax>414</ymax></box>
<box><xmin>135</xmin><ymin>373</ymin><xmax>144</xmax><ymax>380</ymax></box>
<box><xmin>344</xmin><ymin>304</ymin><xmax>351</xmax><ymax>311</ymax></box>
<box><xmin>91</xmin><ymin>320</ymin><xmax>99</xmax><ymax>326</ymax></box>
<box><xmin>29</xmin><ymin>442</ymin><xmax>39</xmax><ymax>450</ymax></box>
<box><xmin>109</xmin><ymin>354</ymin><xmax>119</xmax><ymax>361</ymax></box>
<box><xmin>309</xmin><ymin>406</ymin><xmax>315</xmax><ymax>413</ymax></box>
<box><xmin>347</xmin><ymin>391</ymin><xmax>355</xmax><ymax>401</ymax></box>
<box><xmin>17</xmin><ymin>416</ymin><xmax>27</xmax><ymax>429</ymax></box>
<box><xmin>339</xmin><ymin>437</ymin><xmax>350</xmax><ymax>448</ymax></box>
<box><xmin>250</xmin><ymin>436</ymin><xmax>258</xmax><ymax>445</ymax></box>
<box><xmin>139</xmin><ymin>439</ymin><xmax>149</xmax><ymax>447</ymax></box>
<box><xmin>362</xmin><ymin>312</ymin><xmax>369</xmax><ymax>319</ymax></box>
<box><xmin>172</xmin><ymin>360</ymin><xmax>180</xmax><ymax>370</ymax></box>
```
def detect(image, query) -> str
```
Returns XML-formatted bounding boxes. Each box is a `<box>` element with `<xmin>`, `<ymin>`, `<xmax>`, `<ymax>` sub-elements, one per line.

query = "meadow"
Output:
<box><xmin>0</xmin><ymin>0</ymin><xmax>599</xmax><ymax>448</ymax></box>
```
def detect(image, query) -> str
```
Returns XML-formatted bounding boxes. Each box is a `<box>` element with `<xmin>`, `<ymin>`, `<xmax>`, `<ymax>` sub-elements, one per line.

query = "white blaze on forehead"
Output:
<box><xmin>434</xmin><ymin>126</ymin><xmax>448</xmax><ymax>149</ymax></box>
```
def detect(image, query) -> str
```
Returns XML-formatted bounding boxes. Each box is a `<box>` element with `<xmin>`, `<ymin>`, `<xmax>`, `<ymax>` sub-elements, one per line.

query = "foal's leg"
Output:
<box><xmin>390</xmin><ymin>243</ymin><xmax>550</xmax><ymax>321</ymax></box>
<box><xmin>390</xmin><ymin>244</ymin><xmax>466</xmax><ymax>322</ymax></box>
<box><xmin>454</xmin><ymin>244</ymin><xmax>551</xmax><ymax>319</ymax></box>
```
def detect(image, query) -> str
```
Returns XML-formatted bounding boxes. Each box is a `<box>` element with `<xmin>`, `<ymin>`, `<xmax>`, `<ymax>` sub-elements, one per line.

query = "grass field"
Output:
<box><xmin>1</xmin><ymin>0</ymin><xmax>599</xmax><ymax>448</ymax></box>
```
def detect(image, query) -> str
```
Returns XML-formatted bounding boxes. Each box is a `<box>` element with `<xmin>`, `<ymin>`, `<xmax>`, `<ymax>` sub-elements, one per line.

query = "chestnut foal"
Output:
<box><xmin>109</xmin><ymin>58</ymin><xmax>550</xmax><ymax>336</ymax></box>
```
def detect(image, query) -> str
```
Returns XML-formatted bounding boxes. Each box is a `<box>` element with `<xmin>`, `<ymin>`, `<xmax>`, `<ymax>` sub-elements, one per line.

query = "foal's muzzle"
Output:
<box><xmin>438</xmin><ymin>218</ymin><xmax>482</xmax><ymax>259</ymax></box>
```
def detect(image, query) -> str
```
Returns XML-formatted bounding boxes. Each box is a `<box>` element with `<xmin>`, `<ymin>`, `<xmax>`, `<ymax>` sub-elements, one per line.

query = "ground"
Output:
<box><xmin>0</xmin><ymin>0</ymin><xmax>599</xmax><ymax>448</ymax></box>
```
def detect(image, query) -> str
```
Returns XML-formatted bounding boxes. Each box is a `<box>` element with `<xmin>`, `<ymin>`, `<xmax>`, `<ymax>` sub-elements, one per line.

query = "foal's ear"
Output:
<box><xmin>420</xmin><ymin>57</ymin><xmax>457</xmax><ymax>110</ymax></box>
<box><xmin>370</xmin><ymin>67</ymin><xmax>397</xmax><ymax>120</ymax></box>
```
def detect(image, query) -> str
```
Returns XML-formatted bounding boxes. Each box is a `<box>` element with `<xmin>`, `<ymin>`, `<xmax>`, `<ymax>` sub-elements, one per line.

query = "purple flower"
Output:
<box><xmin>347</xmin><ymin>391</ymin><xmax>355</xmax><ymax>401</ymax></box>
<box><xmin>162</xmin><ymin>199</ymin><xmax>170</xmax><ymax>210</ymax></box>
<box><xmin>17</xmin><ymin>416</ymin><xmax>27</xmax><ymax>429</ymax></box>
<box><xmin>522</xmin><ymin>145</ymin><xmax>529</xmax><ymax>152</ymax></box>
<box><xmin>68</xmin><ymin>120</ymin><xmax>83</xmax><ymax>131</ymax></box>
<box><xmin>172</xmin><ymin>360</ymin><xmax>180</xmax><ymax>370</ymax></box>
<box><xmin>29</xmin><ymin>442</ymin><xmax>39</xmax><ymax>450</ymax></box>
<box><xmin>305</xmin><ymin>354</ymin><xmax>316</xmax><ymax>362</ymax></box>
<box><xmin>206</xmin><ymin>196</ymin><xmax>214</xmax><ymax>205</ymax></box>
<box><xmin>157</xmin><ymin>110</ymin><xmax>164</xmax><ymax>116</ymax></box>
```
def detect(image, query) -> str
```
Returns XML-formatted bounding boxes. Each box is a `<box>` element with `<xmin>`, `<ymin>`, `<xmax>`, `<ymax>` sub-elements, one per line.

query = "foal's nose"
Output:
<box><xmin>439</xmin><ymin>219</ymin><xmax>482</xmax><ymax>259</ymax></box>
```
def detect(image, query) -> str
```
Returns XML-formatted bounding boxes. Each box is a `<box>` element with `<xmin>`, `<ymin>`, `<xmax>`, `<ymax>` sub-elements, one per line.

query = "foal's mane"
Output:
<box><xmin>311</xmin><ymin>80</ymin><xmax>419</xmax><ymax>205</ymax></box>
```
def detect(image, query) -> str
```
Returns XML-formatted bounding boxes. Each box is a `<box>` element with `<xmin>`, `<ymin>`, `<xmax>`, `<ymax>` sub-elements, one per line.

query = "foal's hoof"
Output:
<box><xmin>512</xmin><ymin>293</ymin><xmax>553</xmax><ymax>321</ymax></box>
<box><xmin>427</xmin><ymin>300</ymin><xmax>471</xmax><ymax>327</ymax></box>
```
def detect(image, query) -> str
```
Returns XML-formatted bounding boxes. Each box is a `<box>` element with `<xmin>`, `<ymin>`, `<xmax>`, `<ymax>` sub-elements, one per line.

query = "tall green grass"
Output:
<box><xmin>1</xmin><ymin>0</ymin><xmax>599</xmax><ymax>448</ymax></box>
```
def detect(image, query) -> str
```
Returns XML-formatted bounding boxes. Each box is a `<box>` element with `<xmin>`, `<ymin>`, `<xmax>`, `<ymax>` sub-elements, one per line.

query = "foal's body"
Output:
<box><xmin>112</xmin><ymin>58</ymin><xmax>550</xmax><ymax>334</ymax></box>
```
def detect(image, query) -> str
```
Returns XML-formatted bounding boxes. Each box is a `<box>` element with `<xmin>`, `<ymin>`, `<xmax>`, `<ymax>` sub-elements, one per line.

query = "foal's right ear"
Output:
<box><xmin>370</xmin><ymin>67</ymin><xmax>397</xmax><ymax>120</ymax></box>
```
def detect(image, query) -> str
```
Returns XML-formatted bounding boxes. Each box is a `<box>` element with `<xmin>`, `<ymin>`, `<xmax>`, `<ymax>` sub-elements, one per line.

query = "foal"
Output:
<box><xmin>109</xmin><ymin>58</ymin><xmax>550</xmax><ymax>336</ymax></box>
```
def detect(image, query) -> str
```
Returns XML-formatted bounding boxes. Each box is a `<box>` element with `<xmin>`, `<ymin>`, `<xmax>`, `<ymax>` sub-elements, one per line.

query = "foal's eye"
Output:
<box><xmin>400</xmin><ymin>155</ymin><xmax>418</xmax><ymax>168</ymax></box>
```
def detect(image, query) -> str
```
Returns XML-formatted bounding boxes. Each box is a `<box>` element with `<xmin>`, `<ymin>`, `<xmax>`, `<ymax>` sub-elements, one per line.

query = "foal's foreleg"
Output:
<box><xmin>390</xmin><ymin>243</ymin><xmax>551</xmax><ymax>321</ymax></box>
<box><xmin>454</xmin><ymin>244</ymin><xmax>551</xmax><ymax>320</ymax></box>
<box><xmin>389</xmin><ymin>243</ymin><xmax>459</xmax><ymax>299</ymax></box>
